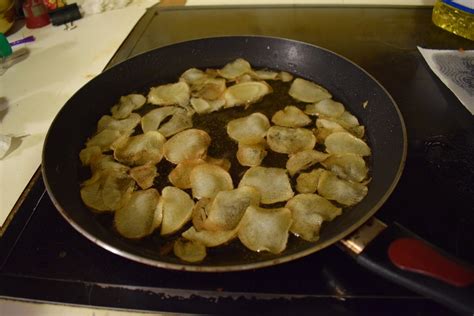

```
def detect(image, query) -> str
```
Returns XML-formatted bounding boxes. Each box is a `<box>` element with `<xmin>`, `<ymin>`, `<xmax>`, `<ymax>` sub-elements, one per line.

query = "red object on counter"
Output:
<box><xmin>23</xmin><ymin>0</ymin><xmax>50</xmax><ymax>29</ymax></box>
<box><xmin>388</xmin><ymin>238</ymin><xmax>474</xmax><ymax>287</ymax></box>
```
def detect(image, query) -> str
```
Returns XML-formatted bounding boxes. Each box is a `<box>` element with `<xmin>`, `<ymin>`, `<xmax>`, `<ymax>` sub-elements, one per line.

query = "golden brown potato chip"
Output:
<box><xmin>90</xmin><ymin>155</ymin><xmax>129</xmax><ymax>174</ymax></box>
<box><xmin>295</xmin><ymin>168</ymin><xmax>325</xmax><ymax>194</ymax></box>
<box><xmin>168</xmin><ymin>159</ymin><xmax>206</xmax><ymax>189</ymax></box>
<box><xmin>266</xmin><ymin>126</ymin><xmax>316</xmax><ymax>154</ymax></box>
<box><xmin>163</xmin><ymin>129</ymin><xmax>211</xmax><ymax>164</ymax></box>
<box><xmin>173</xmin><ymin>239</ymin><xmax>207</xmax><ymax>263</ymax></box>
<box><xmin>192</xmin><ymin>197</ymin><xmax>211</xmax><ymax>231</ymax></box>
<box><xmin>158</xmin><ymin>109</ymin><xmax>193</xmax><ymax>138</ymax></box>
<box><xmin>160</xmin><ymin>186</ymin><xmax>194</xmax><ymax>235</ymax></box>
<box><xmin>205</xmin><ymin>156</ymin><xmax>232</xmax><ymax>171</ymax></box>
<box><xmin>236</xmin><ymin>142</ymin><xmax>267</xmax><ymax>167</ymax></box>
<box><xmin>227</xmin><ymin>113</ymin><xmax>270</xmax><ymax>145</ymax></box>
<box><xmin>288</xmin><ymin>78</ymin><xmax>331</xmax><ymax>103</ymax></box>
<box><xmin>80</xmin><ymin>171</ymin><xmax>135</xmax><ymax>212</ymax></box>
<box><xmin>278</xmin><ymin>71</ymin><xmax>294</xmax><ymax>82</ymax></box>
<box><xmin>321</xmin><ymin>153</ymin><xmax>368</xmax><ymax>182</ymax></box>
<box><xmin>204</xmin><ymin>186</ymin><xmax>261</xmax><ymax>231</ymax></box>
<box><xmin>86</xmin><ymin>129</ymin><xmax>124</xmax><ymax>152</ymax></box>
<box><xmin>182</xmin><ymin>226</ymin><xmax>237</xmax><ymax>247</ymax></box>
<box><xmin>113</xmin><ymin>131</ymin><xmax>166</xmax><ymax>166</ymax></box>
<box><xmin>285</xmin><ymin>193</ymin><xmax>340</xmax><ymax>241</ymax></box>
<box><xmin>141</xmin><ymin>106</ymin><xmax>179</xmax><ymax>133</ymax></box>
<box><xmin>190</xmin><ymin>163</ymin><xmax>234</xmax><ymax>199</ymax></box>
<box><xmin>218</xmin><ymin>58</ymin><xmax>252</xmax><ymax>80</ymax></box>
<box><xmin>180</xmin><ymin>68</ymin><xmax>209</xmax><ymax>86</ymax></box>
<box><xmin>238</xmin><ymin>205</ymin><xmax>292</xmax><ymax>254</ymax></box>
<box><xmin>286</xmin><ymin>149</ymin><xmax>329</xmax><ymax>176</ymax></box>
<box><xmin>79</xmin><ymin>146</ymin><xmax>102</xmax><ymax>166</ymax></box>
<box><xmin>148</xmin><ymin>81</ymin><xmax>190</xmax><ymax>107</ymax></box>
<box><xmin>111</xmin><ymin>94</ymin><xmax>146</xmax><ymax>119</ymax></box>
<box><xmin>250</xmin><ymin>70</ymin><xmax>279</xmax><ymax>80</ymax></box>
<box><xmin>305</xmin><ymin>99</ymin><xmax>345</xmax><ymax>118</ymax></box>
<box><xmin>190</xmin><ymin>97</ymin><xmax>225</xmax><ymax>114</ymax></box>
<box><xmin>332</xmin><ymin>111</ymin><xmax>360</xmax><ymax>129</ymax></box>
<box><xmin>318</xmin><ymin>170</ymin><xmax>368</xmax><ymax>206</ymax></box>
<box><xmin>97</xmin><ymin>113</ymin><xmax>141</xmax><ymax>134</ymax></box>
<box><xmin>130</xmin><ymin>164</ymin><xmax>158</xmax><ymax>189</ymax></box>
<box><xmin>239</xmin><ymin>166</ymin><xmax>294</xmax><ymax>204</ymax></box>
<box><xmin>193</xmin><ymin>78</ymin><xmax>226</xmax><ymax>100</ymax></box>
<box><xmin>271</xmin><ymin>106</ymin><xmax>312</xmax><ymax>128</ymax></box>
<box><xmin>114</xmin><ymin>189</ymin><xmax>160</xmax><ymax>239</ymax></box>
<box><xmin>224</xmin><ymin>81</ymin><xmax>272</xmax><ymax>108</ymax></box>
<box><xmin>324</xmin><ymin>132</ymin><xmax>371</xmax><ymax>156</ymax></box>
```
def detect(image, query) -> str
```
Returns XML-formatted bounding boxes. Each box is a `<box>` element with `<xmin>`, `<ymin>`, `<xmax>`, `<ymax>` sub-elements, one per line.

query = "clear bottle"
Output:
<box><xmin>432</xmin><ymin>0</ymin><xmax>474</xmax><ymax>41</ymax></box>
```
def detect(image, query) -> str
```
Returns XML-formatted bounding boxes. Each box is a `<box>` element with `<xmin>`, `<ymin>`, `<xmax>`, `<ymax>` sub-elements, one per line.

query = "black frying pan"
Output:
<box><xmin>42</xmin><ymin>36</ymin><xmax>474</xmax><ymax>314</ymax></box>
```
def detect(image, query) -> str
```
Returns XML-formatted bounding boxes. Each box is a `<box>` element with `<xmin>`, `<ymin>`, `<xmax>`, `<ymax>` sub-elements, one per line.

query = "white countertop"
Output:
<box><xmin>0</xmin><ymin>0</ymin><xmax>159</xmax><ymax>229</ymax></box>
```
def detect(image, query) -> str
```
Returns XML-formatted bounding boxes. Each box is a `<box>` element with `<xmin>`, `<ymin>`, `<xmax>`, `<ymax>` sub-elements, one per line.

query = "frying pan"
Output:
<box><xmin>42</xmin><ymin>36</ymin><xmax>474</xmax><ymax>314</ymax></box>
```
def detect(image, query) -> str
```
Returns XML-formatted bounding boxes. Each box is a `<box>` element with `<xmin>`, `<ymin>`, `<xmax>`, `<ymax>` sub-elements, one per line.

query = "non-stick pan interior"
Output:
<box><xmin>42</xmin><ymin>36</ymin><xmax>406</xmax><ymax>271</ymax></box>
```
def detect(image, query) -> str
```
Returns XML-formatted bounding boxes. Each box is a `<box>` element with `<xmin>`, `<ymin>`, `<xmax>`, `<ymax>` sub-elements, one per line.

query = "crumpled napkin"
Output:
<box><xmin>418</xmin><ymin>47</ymin><xmax>474</xmax><ymax>115</ymax></box>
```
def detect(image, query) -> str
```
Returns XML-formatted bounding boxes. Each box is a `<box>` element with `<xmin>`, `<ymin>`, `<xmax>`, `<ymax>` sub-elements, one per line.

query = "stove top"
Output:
<box><xmin>1</xmin><ymin>5</ymin><xmax>473</xmax><ymax>315</ymax></box>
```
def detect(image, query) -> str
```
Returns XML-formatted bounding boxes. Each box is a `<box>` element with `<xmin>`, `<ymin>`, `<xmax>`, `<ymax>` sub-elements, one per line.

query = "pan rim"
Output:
<box><xmin>42</xmin><ymin>35</ymin><xmax>407</xmax><ymax>272</ymax></box>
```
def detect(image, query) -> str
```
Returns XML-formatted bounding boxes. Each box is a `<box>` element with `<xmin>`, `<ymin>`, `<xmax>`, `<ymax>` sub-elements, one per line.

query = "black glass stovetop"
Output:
<box><xmin>1</xmin><ymin>5</ymin><xmax>474</xmax><ymax>315</ymax></box>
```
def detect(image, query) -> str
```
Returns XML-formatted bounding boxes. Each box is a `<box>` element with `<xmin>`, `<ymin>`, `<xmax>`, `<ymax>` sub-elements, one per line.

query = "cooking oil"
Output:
<box><xmin>432</xmin><ymin>0</ymin><xmax>474</xmax><ymax>41</ymax></box>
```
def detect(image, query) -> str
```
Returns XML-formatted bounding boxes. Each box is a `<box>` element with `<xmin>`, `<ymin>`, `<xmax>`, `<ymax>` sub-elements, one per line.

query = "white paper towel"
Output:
<box><xmin>418</xmin><ymin>47</ymin><xmax>474</xmax><ymax>115</ymax></box>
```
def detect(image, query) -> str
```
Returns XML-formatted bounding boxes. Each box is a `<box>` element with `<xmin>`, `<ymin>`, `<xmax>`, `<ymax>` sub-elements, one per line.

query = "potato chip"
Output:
<box><xmin>235</xmin><ymin>74</ymin><xmax>253</xmax><ymax>83</ymax></box>
<box><xmin>113</xmin><ymin>131</ymin><xmax>166</xmax><ymax>166</ymax></box>
<box><xmin>130</xmin><ymin>164</ymin><xmax>158</xmax><ymax>189</ymax></box>
<box><xmin>111</xmin><ymin>94</ymin><xmax>146</xmax><ymax>119</ymax></box>
<box><xmin>205</xmin><ymin>156</ymin><xmax>231</xmax><ymax>171</ymax></box>
<box><xmin>190</xmin><ymin>163</ymin><xmax>234</xmax><ymax>199</ymax></box>
<box><xmin>173</xmin><ymin>239</ymin><xmax>207</xmax><ymax>263</ymax></box>
<box><xmin>194</xmin><ymin>78</ymin><xmax>226</xmax><ymax>100</ymax></box>
<box><xmin>286</xmin><ymin>193</ymin><xmax>342</xmax><ymax>222</ymax></box>
<box><xmin>238</xmin><ymin>205</ymin><xmax>292</xmax><ymax>254</ymax></box>
<box><xmin>321</xmin><ymin>153</ymin><xmax>368</xmax><ymax>182</ymax></box>
<box><xmin>97</xmin><ymin>113</ymin><xmax>141</xmax><ymax>133</ymax></box>
<box><xmin>286</xmin><ymin>193</ymin><xmax>339</xmax><ymax>241</ymax></box>
<box><xmin>86</xmin><ymin>129</ymin><xmax>124</xmax><ymax>152</ymax></box>
<box><xmin>168</xmin><ymin>159</ymin><xmax>206</xmax><ymax>189</ymax></box>
<box><xmin>90</xmin><ymin>155</ymin><xmax>129</xmax><ymax>174</ymax></box>
<box><xmin>295</xmin><ymin>168</ymin><xmax>325</xmax><ymax>194</ymax></box>
<box><xmin>158</xmin><ymin>110</ymin><xmax>193</xmax><ymax>138</ymax></box>
<box><xmin>239</xmin><ymin>166</ymin><xmax>293</xmax><ymax>204</ymax></box>
<box><xmin>266</xmin><ymin>126</ymin><xmax>316</xmax><ymax>154</ymax></box>
<box><xmin>190</xmin><ymin>97</ymin><xmax>225</xmax><ymax>114</ymax></box>
<box><xmin>79</xmin><ymin>146</ymin><xmax>102</xmax><ymax>166</ymax></box>
<box><xmin>251</xmin><ymin>70</ymin><xmax>279</xmax><ymax>80</ymax></box>
<box><xmin>288</xmin><ymin>78</ymin><xmax>331</xmax><ymax>103</ymax></box>
<box><xmin>305</xmin><ymin>99</ymin><xmax>345</xmax><ymax>118</ymax></box>
<box><xmin>180</xmin><ymin>68</ymin><xmax>209</xmax><ymax>86</ymax></box>
<box><xmin>278</xmin><ymin>71</ymin><xmax>293</xmax><ymax>82</ymax></box>
<box><xmin>318</xmin><ymin>170</ymin><xmax>368</xmax><ymax>206</ymax></box>
<box><xmin>218</xmin><ymin>58</ymin><xmax>252</xmax><ymax>80</ymax></box>
<box><xmin>182</xmin><ymin>226</ymin><xmax>237</xmax><ymax>247</ymax></box>
<box><xmin>271</xmin><ymin>105</ymin><xmax>311</xmax><ymax>128</ymax></box>
<box><xmin>204</xmin><ymin>186</ymin><xmax>261</xmax><ymax>231</ymax></box>
<box><xmin>325</xmin><ymin>132</ymin><xmax>371</xmax><ymax>156</ymax></box>
<box><xmin>349</xmin><ymin>125</ymin><xmax>365</xmax><ymax>139</ymax></box>
<box><xmin>224</xmin><ymin>81</ymin><xmax>272</xmax><ymax>108</ymax></box>
<box><xmin>148</xmin><ymin>81</ymin><xmax>190</xmax><ymax>107</ymax></box>
<box><xmin>286</xmin><ymin>149</ymin><xmax>329</xmax><ymax>176</ymax></box>
<box><xmin>160</xmin><ymin>186</ymin><xmax>194</xmax><ymax>235</ymax></box>
<box><xmin>333</xmin><ymin>111</ymin><xmax>360</xmax><ymax>129</ymax></box>
<box><xmin>163</xmin><ymin>129</ymin><xmax>211</xmax><ymax>164</ymax></box>
<box><xmin>236</xmin><ymin>142</ymin><xmax>267</xmax><ymax>167</ymax></box>
<box><xmin>141</xmin><ymin>106</ymin><xmax>179</xmax><ymax>133</ymax></box>
<box><xmin>80</xmin><ymin>171</ymin><xmax>135</xmax><ymax>212</ymax></box>
<box><xmin>114</xmin><ymin>189</ymin><xmax>161</xmax><ymax>239</ymax></box>
<box><xmin>191</xmin><ymin>197</ymin><xmax>211</xmax><ymax>231</ymax></box>
<box><xmin>227</xmin><ymin>113</ymin><xmax>270</xmax><ymax>145</ymax></box>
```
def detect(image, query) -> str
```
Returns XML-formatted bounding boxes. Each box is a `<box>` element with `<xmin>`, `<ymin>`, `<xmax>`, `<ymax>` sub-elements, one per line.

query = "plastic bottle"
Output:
<box><xmin>432</xmin><ymin>0</ymin><xmax>474</xmax><ymax>41</ymax></box>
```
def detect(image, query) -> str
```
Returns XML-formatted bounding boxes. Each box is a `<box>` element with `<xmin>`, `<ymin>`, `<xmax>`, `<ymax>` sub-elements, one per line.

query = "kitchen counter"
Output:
<box><xmin>1</xmin><ymin>3</ymin><xmax>474</xmax><ymax>316</ymax></box>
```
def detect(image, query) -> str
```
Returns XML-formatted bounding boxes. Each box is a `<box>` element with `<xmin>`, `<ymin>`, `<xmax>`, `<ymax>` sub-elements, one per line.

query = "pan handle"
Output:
<box><xmin>341</xmin><ymin>219</ymin><xmax>474</xmax><ymax>315</ymax></box>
